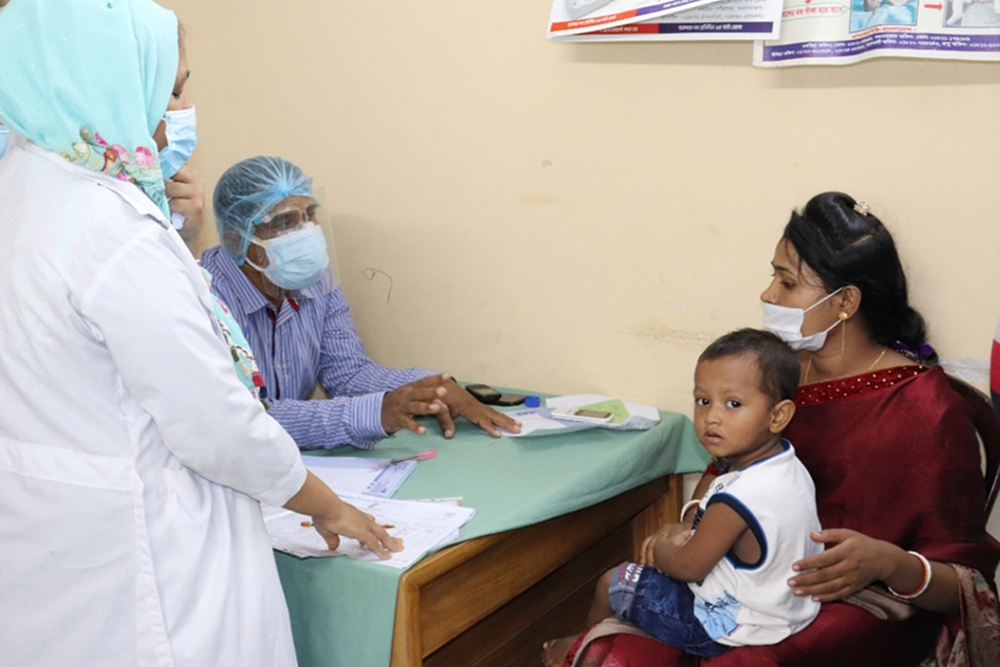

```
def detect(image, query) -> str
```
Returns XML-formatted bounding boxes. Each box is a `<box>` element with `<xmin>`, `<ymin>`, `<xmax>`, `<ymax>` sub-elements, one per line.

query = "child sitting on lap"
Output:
<box><xmin>544</xmin><ymin>328</ymin><xmax>821</xmax><ymax>665</ymax></box>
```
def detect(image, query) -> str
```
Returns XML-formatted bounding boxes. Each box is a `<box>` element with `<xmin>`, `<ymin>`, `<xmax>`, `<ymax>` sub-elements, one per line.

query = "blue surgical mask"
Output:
<box><xmin>159</xmin><ymin>105</ymin><xmax>197</xmax><ymax>178</ymax></box>
<box><xmin>0</xmin><ymin>125</ymin><xmax>9</xmax><ymax>160</ymax></box>
<box><xmin>247</xmin><ymin>222</ymin><xmax>329</xmax><ymax>290</ymax></box>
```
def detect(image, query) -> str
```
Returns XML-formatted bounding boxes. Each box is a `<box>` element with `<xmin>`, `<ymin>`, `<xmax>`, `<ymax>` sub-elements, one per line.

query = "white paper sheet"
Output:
<box><xmin>305</xmin><ymin>456</ymin><xmax>417</xmax><ymax>498</ymax></box>
<box><xmin>498</xmin><ymin>407</ymin><xmax>598</xmax><ymax>437</ymax></box>
<box><xmin>500</xmin><ymin>395</ymin><xmax>661</xmax><ymax>437</ymax></box>
<box><xmin>545</xmin><ymin>394</ymin><xmax>662</xmax><ymax>427</ymax></box>
<box><xmin>263</xmin><ymin>493</ymin><xmax>475</xmax><ymax>569</ymax></box>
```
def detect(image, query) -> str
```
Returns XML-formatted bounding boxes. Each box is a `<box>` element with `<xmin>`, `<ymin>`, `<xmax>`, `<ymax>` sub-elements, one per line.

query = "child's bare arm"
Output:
<box><xmin>650</xmin><ymin>502</ymin><xmax>748</xmax><ymax>582</ymax></box>
<box><xmin>641</xmin><ymin>469</ymin><xmax>722</xmax><ymax>566</ymax></box>
<box><xmin>680</xmin><ymin>471</ymin><xmax>718</xmax><ymax>528</ymax></box>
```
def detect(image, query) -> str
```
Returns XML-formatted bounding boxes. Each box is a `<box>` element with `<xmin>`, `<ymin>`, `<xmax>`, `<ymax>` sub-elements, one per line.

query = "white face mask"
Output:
<box><xmin>763</xmin><ymin>287</ymin><xmax>844</xmax><ymax>352</ymax></box>
<box><xmin>159</xmin><ymin>105</ymin><xmax>198</xmax><ymax>179</ymax></box>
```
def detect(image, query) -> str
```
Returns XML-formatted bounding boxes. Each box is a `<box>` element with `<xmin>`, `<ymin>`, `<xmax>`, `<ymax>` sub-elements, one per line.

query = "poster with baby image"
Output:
<box><xmin>753</xmin><ymin>0</ymin><xmax>1000</xmax><ymax>65</ymax></box>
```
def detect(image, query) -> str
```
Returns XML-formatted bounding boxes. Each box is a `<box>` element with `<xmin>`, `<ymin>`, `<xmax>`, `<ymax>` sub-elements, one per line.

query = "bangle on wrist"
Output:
<box><xmin>680</xmin><ymin>500</ymin><xmax>701</xmax><ymax>522</ymax></box>
<box><xmin>887</xmin><ymin>551</ymin><xmax>932</xmax><ymax>599</ymax></box>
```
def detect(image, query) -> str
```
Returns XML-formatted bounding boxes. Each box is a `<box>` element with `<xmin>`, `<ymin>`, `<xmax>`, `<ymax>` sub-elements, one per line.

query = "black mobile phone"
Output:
<box><xmin>466</xmin><ymin>383</ymin><xmax>501</xmax><ymax>404</ymax></box>
<box><xmin>495</xmin><ymin>393</ymin><xmax>526</xmax><ymax>406</ymax></box>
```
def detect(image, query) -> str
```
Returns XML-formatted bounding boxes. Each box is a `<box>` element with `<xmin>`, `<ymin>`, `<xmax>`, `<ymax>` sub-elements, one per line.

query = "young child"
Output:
<box><xmin>544</xmin><ymin>328</ymin><xmax>821</xmax><ymax>665</ymax></box>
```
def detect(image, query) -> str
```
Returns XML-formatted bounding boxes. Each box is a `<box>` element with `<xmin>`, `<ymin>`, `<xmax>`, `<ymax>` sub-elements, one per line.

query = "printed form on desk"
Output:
<box><xmin>263</xmin><ymin>493</ymin><xmax>475</xmax><ymax>569</ymax></box>
<box><xmin>500</xmin><ymin>395</ymin><xmax>661</xmax><ymax>437</ymax></box>
<box><xmin>304</xmin><ymin>455</ymin><xmax>417</xmax><ymax>498</ymax></box>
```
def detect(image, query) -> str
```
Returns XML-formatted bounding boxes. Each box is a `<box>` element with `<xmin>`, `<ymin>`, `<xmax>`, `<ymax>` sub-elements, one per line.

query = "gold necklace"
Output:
<box><xmin>805</xmin><ymin>346</ymin><xmax>887</xmax><ymax>384</ymax></box>
<box><xmin>867</xmin><ymin>347</ymin><xmax>888</xmax><ymax>372</ymax></box>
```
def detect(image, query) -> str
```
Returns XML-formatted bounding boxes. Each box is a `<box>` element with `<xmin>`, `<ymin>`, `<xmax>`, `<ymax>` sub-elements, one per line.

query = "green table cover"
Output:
<box><xmin>275</xmin><ymin>408</ymin><xmax>708</xmax><ymax>667</ymax></box>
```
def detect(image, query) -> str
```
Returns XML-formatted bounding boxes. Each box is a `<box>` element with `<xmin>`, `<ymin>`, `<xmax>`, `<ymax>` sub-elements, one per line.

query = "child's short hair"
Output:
<box><xmin>698</xmin><ymin>329</ymin><xmax>800</xmax><ymax>403</ymax></box>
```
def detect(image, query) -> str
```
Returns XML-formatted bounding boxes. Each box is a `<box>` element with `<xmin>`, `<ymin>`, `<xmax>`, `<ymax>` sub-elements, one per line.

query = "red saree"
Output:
<box><xmin>565</xmin><ymin>366</ymin><xmax>1000</xmax><ymax>667</ymax></box>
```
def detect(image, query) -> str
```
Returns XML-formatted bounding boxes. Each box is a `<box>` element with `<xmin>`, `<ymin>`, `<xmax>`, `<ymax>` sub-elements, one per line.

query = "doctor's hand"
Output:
<box><xmin>433</xmin><ymin>375</ymin><xmax>521</xmax><ymax>439</ymax></box>
<box><xmin>381</xmin><ymin>377</ymin><xmax>449</xmax><ymax>435</ymax></box>
<box><xmin>311</xmin><ymin>500</ymin><xmax>404</xmax><ymax>561</ymax></box>
<box><xmin>164</xmin><ymin>164</ymin><xmax>205</xmax><ymax>242</ymax></box>
<box><xmin>284</xmin><ymin>471</ymin><xmax>404</xmax><ymax>560</ymax></box>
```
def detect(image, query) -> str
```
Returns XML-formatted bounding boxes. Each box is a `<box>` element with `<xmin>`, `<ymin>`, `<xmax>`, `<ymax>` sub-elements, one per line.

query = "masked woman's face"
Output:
<box><xmin>761</xmin><ymin>238</ymin><xmax>841</xmax><ymax>337</ymax></box>
<box><xmin>153</xmin><ymin>39</ymin><xmax>190</xmax><ymax>152</ymax></box>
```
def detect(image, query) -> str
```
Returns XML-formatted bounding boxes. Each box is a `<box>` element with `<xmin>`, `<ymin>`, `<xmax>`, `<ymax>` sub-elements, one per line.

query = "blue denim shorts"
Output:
<box><xmin>608</xmin><ymin>562</ymin><xmax>728</xmax><ymax>658</ymax></box>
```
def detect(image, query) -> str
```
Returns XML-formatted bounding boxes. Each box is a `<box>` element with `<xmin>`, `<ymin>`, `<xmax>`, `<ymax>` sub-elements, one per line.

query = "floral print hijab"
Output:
<box><xmin>0</xmin><ymin>0</ymin><xmax>178</xmax><ymax>216</ymax></box>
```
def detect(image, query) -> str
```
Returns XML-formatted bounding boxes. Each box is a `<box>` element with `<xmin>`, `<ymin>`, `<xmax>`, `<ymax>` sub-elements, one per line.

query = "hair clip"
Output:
<box><xmin>891</xmin><ymin>340</ymin><xmax>935</xmax><ymax>362</ymax></box>
<box><xmin>853</xmin><ymin>201</ymin><xmax>870</xmax><ymax>216</ymax></box>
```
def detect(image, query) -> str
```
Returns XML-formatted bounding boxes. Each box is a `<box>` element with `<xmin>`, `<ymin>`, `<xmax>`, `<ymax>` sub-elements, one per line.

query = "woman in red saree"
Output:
<box><xmin>559</xmin><ymin>193</ymin><xmax>1000</xmax><ymax>667</ymax></box>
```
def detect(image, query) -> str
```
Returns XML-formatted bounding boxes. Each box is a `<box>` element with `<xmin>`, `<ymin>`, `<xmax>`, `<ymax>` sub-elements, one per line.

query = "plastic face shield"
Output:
<box><xmin>255</xmin><ymin>198</ymin><xmax>323</xmax><ymax>239</ymax></box>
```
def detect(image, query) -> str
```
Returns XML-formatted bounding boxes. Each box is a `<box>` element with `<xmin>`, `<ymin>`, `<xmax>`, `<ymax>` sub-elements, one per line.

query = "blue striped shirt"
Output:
<box><xmin>201</xmin><ymin>246</ymin><xmax>433</xmax><ymax>450</ymax></box>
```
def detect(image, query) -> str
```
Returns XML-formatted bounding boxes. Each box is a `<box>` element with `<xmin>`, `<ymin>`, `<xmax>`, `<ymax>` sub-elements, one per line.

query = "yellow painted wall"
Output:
<box><xmin>170</xmin><ymin>1</ymin><xmax>1000</xmax><ymax>416</ymax></box>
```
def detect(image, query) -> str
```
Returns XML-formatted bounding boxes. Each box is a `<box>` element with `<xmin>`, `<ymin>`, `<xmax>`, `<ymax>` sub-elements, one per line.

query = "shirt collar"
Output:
<box><xmin>205</xmin><ymin>246</ymin><xmax>272</xmax><ymax>315</ymax></box>
<box><xmin>741</xmin><ymin>438</ymin><xmax>793</xmax><ymax>470</ymax></box>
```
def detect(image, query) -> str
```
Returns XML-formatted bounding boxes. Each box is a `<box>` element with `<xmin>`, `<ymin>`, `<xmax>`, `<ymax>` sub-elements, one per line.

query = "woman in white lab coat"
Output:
<box><xmin>0</xmin><ymin>1</ymin><xmax>403</xmax><ymax>665</ymax></box>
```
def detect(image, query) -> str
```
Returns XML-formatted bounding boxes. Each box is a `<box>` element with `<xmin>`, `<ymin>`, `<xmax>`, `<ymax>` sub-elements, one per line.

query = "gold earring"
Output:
<box><xmin>839</xmin><ymin>312</ymin><xmax>849</xmax><ymax>356</ymax></box>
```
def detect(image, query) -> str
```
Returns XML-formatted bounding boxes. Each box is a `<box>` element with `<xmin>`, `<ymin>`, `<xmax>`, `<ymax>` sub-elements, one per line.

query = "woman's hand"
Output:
<box><xmin>311</xmin><ymin>498</ymin><xmax>404</xmax><ymax>560</ymax></box>
<box><xmin>164</xmin><ymin>164</ymin><xmax>205</xmax><ymax>241</ymax></box>
<box><xmin>283</xmin><ymin>471</ymin><xmax>404</xmax><ymax>560</ymax></box>
<box><xmin>788</xmin><ymin>528</ymin><xmax>899</xmax><ymax>601</ymax></box>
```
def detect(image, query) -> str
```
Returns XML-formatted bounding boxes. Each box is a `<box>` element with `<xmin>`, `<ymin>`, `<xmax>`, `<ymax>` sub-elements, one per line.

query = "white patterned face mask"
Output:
<box><xmin>763</xmin><ymin>287</ymin><xmax>844</xmax><ymax>352</ymax></box>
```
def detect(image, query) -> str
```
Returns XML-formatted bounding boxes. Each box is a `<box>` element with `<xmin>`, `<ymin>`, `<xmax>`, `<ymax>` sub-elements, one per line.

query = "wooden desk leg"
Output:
<box><xmin>630</xmin><ymin>473</ymin><xmax>685</xmax><ymax>561</ymax></box>
<box><xmin>393</xmin><ymin>579</ymin><xmax>422</xmax><ymax>666</ymax></box>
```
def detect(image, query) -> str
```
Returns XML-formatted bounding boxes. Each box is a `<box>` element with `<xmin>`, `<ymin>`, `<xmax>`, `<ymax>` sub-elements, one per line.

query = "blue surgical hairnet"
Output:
<box><xmin>213</xmin><ymin>155</ymin><xmax>314</xmax><ymax>264</ymax></box>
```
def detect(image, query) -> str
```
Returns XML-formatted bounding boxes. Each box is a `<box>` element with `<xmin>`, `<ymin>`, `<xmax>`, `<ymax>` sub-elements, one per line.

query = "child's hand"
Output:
<box><xmin>640</xmin><ymin>534</ymin><xmax>659</xmax><ymax>566</ymax></box>
<box><xmin>669</xmin><ymin>530</ymin><xmax>693</xmax><ymax>547</ymax></box>
<box><xmin>640</xmin><ymin>526</ymin><xmax>693</xmax><ymax>567</ymax></box>
<box><xmin>659</xmin><ymin>522</ymin><xmax>691</xmax><ymax>540</ymax></box>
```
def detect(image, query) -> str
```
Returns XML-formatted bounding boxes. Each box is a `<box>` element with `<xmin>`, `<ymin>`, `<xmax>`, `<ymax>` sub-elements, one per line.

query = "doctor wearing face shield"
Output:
<box><xmin>202</xmin><ymin>156</ymin><xmax>522</xmax><ymax>451</ymax></box>
<box><xmin>0</xmin><ymin>2</ymin><xmax>400</xmax><ymax>665</ymax></box>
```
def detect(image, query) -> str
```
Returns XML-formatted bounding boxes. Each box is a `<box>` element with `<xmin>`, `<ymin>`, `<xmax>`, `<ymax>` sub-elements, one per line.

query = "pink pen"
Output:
<box><xmin>369</xmin><ymin>449</ymin><xmax>438</xmax><ymax>471</ymax></box>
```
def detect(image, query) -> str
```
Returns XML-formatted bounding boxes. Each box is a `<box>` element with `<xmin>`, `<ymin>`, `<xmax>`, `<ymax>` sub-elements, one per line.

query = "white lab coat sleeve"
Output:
<box><xmin>79</xmin><ymin>225</ymin><xmax>306</xmax><ymax>508</ymax></box>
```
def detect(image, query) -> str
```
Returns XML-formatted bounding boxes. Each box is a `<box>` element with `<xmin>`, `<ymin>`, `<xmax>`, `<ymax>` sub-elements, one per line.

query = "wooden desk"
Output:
<box><xmin>275</xmin><ymin>412</ymin><xmax>706</xmax><ymax>667</ymax></box>
<box><xmin>391</xmin><ymin>475</ymin><xmax>684</xmax><ymax>667</ymax></box>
